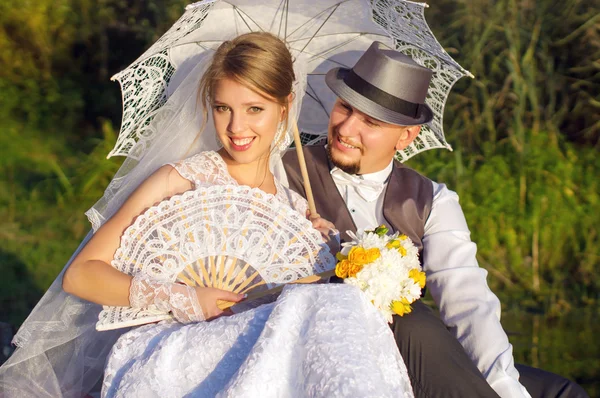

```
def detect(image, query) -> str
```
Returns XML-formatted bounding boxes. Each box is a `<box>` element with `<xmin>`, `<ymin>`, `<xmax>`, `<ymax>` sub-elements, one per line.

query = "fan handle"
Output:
<box><xmin>217</xmin><ymin>269</ymin><xmax>336</xmax><ymax>310</ymax></box>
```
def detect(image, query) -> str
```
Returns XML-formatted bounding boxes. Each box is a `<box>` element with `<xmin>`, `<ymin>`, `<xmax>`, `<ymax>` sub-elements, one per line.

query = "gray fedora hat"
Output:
<box><xmin>326</xmin><ymin>41</ymin><xmax>434</xmax><ymax>126</ymax></box>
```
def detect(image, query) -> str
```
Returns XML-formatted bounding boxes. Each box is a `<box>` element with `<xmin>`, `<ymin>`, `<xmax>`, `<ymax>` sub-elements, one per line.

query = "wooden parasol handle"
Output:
<box><xmin>215</xmin><ymin>123</ymin><xmax>327</xmax><ymax>311</ymax></box>
<box><xmin>291</xmin><ymin>122</ymin><xmax>319</xmax><ymax>219</ymax></box>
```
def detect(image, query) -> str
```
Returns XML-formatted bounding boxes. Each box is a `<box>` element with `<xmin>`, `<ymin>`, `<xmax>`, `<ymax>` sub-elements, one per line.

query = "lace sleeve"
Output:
<box><xmin>278</xmin><ymin>185</ymin><xmax>309</xmax><ymax>218</ymax></box>
<box><xmin>168</xmin><ymin>151</ymin><xmax>234</xmax><ymax>187</ymax></box>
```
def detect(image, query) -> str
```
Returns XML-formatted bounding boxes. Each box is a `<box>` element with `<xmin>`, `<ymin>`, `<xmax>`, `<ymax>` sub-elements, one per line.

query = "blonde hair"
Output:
<box><xmin>197</xmin><ymin>32</ymin><xmax>295</xmax><ymax>146</ymax></box>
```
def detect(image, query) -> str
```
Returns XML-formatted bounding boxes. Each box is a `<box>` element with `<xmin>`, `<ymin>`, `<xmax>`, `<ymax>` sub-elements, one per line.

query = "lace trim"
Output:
<box><xmin>169</xmin><ymin>151</ymin><xmax>307</xmax><ymax>214</ymax></box>
<box><xmin>129</xmin><ymin>274</ymin><xmax>205</xmax><ymax>323</ymax></box>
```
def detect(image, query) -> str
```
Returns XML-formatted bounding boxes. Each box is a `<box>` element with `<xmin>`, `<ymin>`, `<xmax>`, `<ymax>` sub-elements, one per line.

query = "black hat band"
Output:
<box><xmin>343</xmin><ymin>69</ymin><xmax>421</xmax><ymax>118</ymax></box>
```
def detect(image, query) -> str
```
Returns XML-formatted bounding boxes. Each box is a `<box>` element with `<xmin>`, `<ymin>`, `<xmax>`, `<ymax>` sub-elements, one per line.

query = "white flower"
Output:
<box><xmin>342</xmin><ymin>229</ymin><xmax>388</xmax><ymax>251</ymax></box>
<box><xmin>339</xmin><ymin>228</ymin><xmax>425</xmax><ymax>323</ymax></box>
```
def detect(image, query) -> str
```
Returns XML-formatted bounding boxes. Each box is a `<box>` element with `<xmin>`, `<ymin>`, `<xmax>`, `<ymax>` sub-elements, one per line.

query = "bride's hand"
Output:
<box><xmin>128</xmin><ymin>275</ymin><xmax>245</xmax><ymax>324</ymax></box>
<box><xmin>195</xmin><ymin>287</ymin><xmax>246</xmax><ymax>320</ymax></box>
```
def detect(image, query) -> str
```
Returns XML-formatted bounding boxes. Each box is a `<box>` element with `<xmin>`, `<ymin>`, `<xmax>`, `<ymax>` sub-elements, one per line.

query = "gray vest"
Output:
<box><xmin>282</xmin><ymin>145</ymin><xmax>433</xmax><ymax>253</ymax></box>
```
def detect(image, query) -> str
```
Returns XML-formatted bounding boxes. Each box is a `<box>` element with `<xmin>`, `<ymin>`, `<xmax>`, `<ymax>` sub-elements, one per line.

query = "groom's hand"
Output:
<box><xmin>308</xmin><ymin>211</ymin><xmax>340</xmax><ymax>254</ymax></box>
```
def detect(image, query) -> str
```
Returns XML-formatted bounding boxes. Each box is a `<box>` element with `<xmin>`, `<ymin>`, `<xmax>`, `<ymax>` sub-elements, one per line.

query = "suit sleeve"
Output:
<box><xmin>422</xmin><ymin>182</ymin><xmax>532</xmax><ymax>398</ymax></box>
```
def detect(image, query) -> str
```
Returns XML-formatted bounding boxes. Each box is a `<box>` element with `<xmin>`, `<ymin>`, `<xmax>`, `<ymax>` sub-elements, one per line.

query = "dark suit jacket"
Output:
<box><xmin>282</xmin><ymin>145</ymin><xmax>433</xmax><ymax>254</ymax></box>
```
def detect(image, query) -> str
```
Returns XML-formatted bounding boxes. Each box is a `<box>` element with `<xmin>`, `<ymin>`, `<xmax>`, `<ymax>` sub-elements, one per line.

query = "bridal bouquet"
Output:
<box><xmin>335</xmin><ymin>225</ymin><xmax>426</xmax><ymax>323</ymax></box>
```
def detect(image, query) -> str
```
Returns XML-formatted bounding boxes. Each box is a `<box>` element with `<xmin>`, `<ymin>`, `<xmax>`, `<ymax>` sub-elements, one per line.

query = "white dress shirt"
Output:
<box><xmin>331</xmin><ymin>165</ymin><xmax>532</xmax><ymax>398</ymax></box>
<box><xmin>330</xmin><ymin>161</ymin><xmax>393</xmax><ymax>228</ymax></box>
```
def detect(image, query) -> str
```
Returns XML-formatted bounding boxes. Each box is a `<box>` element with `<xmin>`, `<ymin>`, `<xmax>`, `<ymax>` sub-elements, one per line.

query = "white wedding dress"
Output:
<box><xmin>101</xmin><ymin>151</ymin><xmax>414</xmax><ymax>398</ymax></box>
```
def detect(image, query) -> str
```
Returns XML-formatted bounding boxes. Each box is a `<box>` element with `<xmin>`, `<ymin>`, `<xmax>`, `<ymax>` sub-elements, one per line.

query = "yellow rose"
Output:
<box><xmin>409</xmin><ymin>269</ymin><xmax>426</xmax><ymax>288</ymax></box>
<box><xmin>398</xmin><ymin>234</ymin><xmax>408</xmax><ymax>240</ymax></box>
<box><xmin>335</xmin><ymin>260</ymin><xmax>350</xmax><ymax>278</ymax></box>
<box><xmin>336</xmin><ymin>252</ymin><xmax>348</xmax><ymax>261</ymax></box>
<box><xmin>390</xmin><ymin>299</ymin><xmax>412</xmax><ymax>316</ymax></box>
<box><xmin>365</xmin><ymin>248</ymin><xmax>381</xmax><ymax>263</ymax></box>
<box><xmin>348</xmin><ymin>247</ymin><xmax>368</xmax><ymax>265</ymax></box>
<box><xmin>347</xmin><ymin>262</ymin><xmax>364</xmax><ymax>278</ymax></box>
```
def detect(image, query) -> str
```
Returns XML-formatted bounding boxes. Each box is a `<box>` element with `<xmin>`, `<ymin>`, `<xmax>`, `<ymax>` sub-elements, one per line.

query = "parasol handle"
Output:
<box><xmin>292</xmin><ymin>122</ymin><xmax>320</xmax><ymax>219</ymax></box>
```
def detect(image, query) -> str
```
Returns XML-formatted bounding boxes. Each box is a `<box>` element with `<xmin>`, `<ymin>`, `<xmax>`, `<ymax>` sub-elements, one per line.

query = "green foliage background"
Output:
<box><xmin>0</xmin><ymin>0</ymin><xmax>598</xmax><ymax>393</ymax></box>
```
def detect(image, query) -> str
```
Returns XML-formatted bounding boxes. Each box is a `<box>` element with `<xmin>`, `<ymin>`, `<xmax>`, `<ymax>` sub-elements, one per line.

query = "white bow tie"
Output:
<box><xmin>330</xmin><ymin>168</ymin><xmax>386</xmax><ymax>202</ymax></box>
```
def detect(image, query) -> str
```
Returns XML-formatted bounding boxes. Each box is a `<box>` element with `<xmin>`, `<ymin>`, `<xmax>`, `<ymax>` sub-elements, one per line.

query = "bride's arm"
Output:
<box><xmin>62</xmin><ymin>165</ymin><xmax>193</xmax><ymax>306</ymax></box>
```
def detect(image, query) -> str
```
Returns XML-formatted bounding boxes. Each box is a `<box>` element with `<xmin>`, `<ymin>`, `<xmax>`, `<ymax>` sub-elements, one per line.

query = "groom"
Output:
<box><xmin>283</xmin><ymin>42</ymin><xmax>588</xmax><ymax>398</ymax></box>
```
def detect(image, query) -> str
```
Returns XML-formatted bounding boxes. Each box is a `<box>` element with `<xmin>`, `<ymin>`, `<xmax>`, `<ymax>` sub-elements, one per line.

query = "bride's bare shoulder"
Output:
<box><xmin>101</xmin><ymin>165</ymin><xmax>192</xmax><ymax>231</ymax></box>
<box><xmin>133</xmin><ymin>164</ymin><xmax>193</xmax><ymax>209</ymax></box>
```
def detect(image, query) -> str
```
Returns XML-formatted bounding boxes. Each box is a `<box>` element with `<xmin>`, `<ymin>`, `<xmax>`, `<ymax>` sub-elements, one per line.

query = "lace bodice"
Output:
<box><xmin>169</xmin><ymin>151</ymin><xmax>308</xmax><ymax>216</ymax></box>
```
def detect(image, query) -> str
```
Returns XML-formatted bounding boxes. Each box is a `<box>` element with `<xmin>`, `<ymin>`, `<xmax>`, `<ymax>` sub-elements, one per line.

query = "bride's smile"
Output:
<box><xmin>229</xmin><ymin>136</ymin><xmax>255</xmax><ymax>150</ymax></box>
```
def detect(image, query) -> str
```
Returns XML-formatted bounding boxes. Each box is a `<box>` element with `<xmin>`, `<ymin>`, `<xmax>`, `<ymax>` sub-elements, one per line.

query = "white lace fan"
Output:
<box><xmin>96</xmin><ymin>184</ymin><xmax>335</xmax><ymax>331</ymax></box>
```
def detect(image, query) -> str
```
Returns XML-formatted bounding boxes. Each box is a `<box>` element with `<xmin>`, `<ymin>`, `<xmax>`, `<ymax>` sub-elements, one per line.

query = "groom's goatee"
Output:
<box><xmin>327</xmin><ymin>144</ymin><xmax>361</xmax><ymax>175</ymax></box>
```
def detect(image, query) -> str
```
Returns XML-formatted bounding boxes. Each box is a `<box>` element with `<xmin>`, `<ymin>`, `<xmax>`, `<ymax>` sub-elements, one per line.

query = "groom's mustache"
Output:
<box><xmin>332</xmin><ymin>129</ymin><xmax>363</xmax><ymax>151</ymax></box>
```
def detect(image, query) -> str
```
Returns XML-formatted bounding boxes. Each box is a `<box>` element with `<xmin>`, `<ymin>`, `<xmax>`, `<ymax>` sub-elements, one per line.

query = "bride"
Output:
<box><xmin>0</xmin><ymin>32</ymin><xmax>413</xmax><ymax>397</ymax></box>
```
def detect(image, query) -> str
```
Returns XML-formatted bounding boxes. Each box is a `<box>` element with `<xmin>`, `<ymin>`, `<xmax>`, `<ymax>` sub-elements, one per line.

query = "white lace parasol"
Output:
<box><xmin>96</xmin><ymin>184</ymin><xmax>336</xmax><ymax>331</ymax></box>
<box><xmin>108</xmin><ymin>0</ymin><xmax>473</xmax><ymax>164</ymax></box>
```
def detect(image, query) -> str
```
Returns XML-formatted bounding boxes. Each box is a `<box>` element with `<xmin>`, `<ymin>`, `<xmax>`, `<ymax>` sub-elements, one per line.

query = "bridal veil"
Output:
<box><xmin>0</xmin><ymin>47</ymin><xmax>308</xmax><ymax>397</ymax></box>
